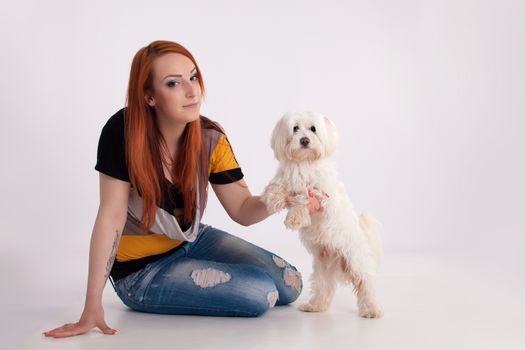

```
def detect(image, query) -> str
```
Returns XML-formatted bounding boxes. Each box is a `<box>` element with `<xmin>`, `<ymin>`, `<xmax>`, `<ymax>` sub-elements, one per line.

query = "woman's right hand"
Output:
<box><xmin>43</xmin><ymin>305</ymin><xmax>118</xmax><ymax>338</ymax></box>
<box><xmin>285</xmin><ymin>189</ymin><xmax>325</xmax><ymax>214</ymax></box>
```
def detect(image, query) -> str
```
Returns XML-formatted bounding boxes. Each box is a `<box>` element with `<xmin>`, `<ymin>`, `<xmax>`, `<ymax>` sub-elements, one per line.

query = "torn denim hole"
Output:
<box><xmin>267</xmin><ymin>290</ymin><xmax>279</xmax><ymax>308</ymax></box>
<box><xmin>191</xmin><ymin>268</ymin><xmax>232</xmax><ymax>288</ymax></box>
<box><xmin>272</xmin><ymin>255</ymin><xmax>288</xmax><ymax>268</ymax></box>
<box><xmin>284</xmin><ymin>267</ymin><xmax>302</xmax><ymax>293</ymax></box>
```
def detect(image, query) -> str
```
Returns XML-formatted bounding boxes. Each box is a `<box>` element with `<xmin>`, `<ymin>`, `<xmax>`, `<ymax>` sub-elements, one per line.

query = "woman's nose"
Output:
<box><xmin>186</xmin><ymin>82</ymin><xmax>199</xmax><ymax>98</ymax></box>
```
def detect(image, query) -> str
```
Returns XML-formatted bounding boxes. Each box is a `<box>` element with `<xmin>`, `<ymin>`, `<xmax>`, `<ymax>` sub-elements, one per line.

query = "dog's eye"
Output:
<box><xmin>293</xmin><ymin>126</ymin><xmax>299</xmax><ymax>133</ymax></box>
<box><xmin>310</xmin><ymin>126</ymin><xmax>316</xmax><ymax>133</ymax></box>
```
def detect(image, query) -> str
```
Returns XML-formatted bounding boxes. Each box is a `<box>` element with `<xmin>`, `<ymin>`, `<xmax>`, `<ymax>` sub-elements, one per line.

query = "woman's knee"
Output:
<box><xmin>237</xmin><ymin>265</ymin><xmax>280</xmax><ymax>316</ymax></box>
<box><xmin>269</xmin><ymin>257</ymin><xmax>304</xmax><ymax>305</ymax></box>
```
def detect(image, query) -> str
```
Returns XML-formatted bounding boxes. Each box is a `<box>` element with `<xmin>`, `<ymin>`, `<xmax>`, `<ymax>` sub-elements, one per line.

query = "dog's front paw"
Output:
<box><xmin>358</xmin><ymin>304</ymin><xmax>384</xmax><ymax>318</ymax></box>
<box><xmin>299</xmin><ymin>303</ymin><xmax>329</xmax><ymax>312</ymax></box>
<box><xmin>265</xmin><ymin>196</ymin><xmax>286</xmax><ymax>214</ymax></box>
<box><xmin>284</xmin><ymin>209</ymin><xmax>311</xmax><ymax>230</ymax></box>
<box><xmin>284</xmin><ymin>215</ymin><xmax>303</xmax><ymax>230</ymax></box>
<box><xmin>261</xmin><ymin>184</ymin><xmax>287</xmax><ymax>214</ymax></box>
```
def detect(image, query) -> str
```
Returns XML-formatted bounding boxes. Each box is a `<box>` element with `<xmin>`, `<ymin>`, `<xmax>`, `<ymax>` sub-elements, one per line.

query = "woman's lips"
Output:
<box><xmin>183</xmin><ymin>102</ymin><xmax>199</xmax><ymax>109</ymax></box>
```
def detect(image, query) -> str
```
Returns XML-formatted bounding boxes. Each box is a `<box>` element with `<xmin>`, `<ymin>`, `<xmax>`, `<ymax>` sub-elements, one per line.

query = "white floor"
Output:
<box><xmin>5</xmin><ymin>252</ymin><xmax>525</xmax><ymax>350</ymax></box>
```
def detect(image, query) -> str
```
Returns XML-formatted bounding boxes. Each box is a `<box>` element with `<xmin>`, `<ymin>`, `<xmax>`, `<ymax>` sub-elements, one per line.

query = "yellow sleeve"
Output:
<box><xmin>208</xmin><ymin>134</ymin><xmax>244</xmax><ymax>184</ymax></box>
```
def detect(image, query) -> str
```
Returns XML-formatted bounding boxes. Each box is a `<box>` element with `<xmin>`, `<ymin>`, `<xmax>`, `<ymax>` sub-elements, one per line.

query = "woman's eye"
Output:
<box><xmin>293</xmin><ymin>126</ymin><xmax>299</xmax><ymax>133</ymax></box>
<box><xmin>190</xmin><ymin>74</ymin><xmax>199</xmax><ymax>81</ymax></box>
<box><xmin>310</xmin><ymin>126</ymin><xmax>316</xmax><ymax>133</ymax></box>
<box><xmin>166</xmin><ymin>80</ymin><xmax>180</xmax><ymax>88</ymax></box>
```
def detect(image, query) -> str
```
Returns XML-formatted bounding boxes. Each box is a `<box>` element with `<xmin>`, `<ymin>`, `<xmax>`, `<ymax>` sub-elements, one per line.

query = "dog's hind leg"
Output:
<box><xmin>349</xmin><ymin>271</ymin><xmax>383</xmax><ymax>318</ymax></box>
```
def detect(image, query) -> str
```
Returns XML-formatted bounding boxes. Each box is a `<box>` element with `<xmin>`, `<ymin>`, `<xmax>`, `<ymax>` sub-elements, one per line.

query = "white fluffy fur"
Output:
<box><xmin>261</xmin><ymin>112</ymin><xmax>384</xmax><ymax>318</ymax></box>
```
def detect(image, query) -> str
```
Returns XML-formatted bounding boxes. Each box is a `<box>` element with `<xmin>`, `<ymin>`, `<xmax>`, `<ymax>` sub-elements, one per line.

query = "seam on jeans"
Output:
<box><xmin>123</xmin><ymin>263</ymin><xmax>155</xmax><ymax>294</ymax></box>
<box><xmin>185</xmin><ymin>224</ymin><xmax>213</xmax><ymax>258</ymax></box>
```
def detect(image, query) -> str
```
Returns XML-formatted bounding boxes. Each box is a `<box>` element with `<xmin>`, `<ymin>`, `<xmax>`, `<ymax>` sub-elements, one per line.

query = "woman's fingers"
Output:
<box><xmin>98</xmin><ymin>322</ymin><xmax>118</xmax><ymax>335</ymax></box>
<box><xmin>47</xmin><ymin>328</ymin><xmax>88</xmax><ymax>338</ymax></box>
<box><xmin>43</xmin><ymin>323</ymin><xmax>75</xmax><ymax>336</ymax></box>
<box><xmin>286</xmin><ymin>190</ymin><xmax>323</xmax><ymax>213</ymax></box>
<box><xmin>43</xmin><ymin>323</ymin><xmax>86</xmax><ymax>338</ymax></box>
<box><xmin>306</xmin><ymin>191</ymin><xmax>322</xmax><ymax>213</ymax></box>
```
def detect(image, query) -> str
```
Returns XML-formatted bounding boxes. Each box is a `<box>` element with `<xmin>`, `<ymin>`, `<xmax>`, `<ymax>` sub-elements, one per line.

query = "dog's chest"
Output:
<box><xmin>279</xmin><ymin>163</ymin><xmax>330</xmax><ymax>191</ymax></box>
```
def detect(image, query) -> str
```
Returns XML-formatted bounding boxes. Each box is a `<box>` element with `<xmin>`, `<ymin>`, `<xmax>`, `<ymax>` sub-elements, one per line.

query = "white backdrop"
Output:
<box><xmin>1</xmin><ymin>0</ymin><xmax>524</xmax><ymax>303</ymax></box>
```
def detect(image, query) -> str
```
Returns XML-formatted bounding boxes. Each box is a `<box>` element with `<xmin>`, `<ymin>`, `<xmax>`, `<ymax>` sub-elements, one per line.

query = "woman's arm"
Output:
<box><xmin>85</xmin><ymin>173</ymin><xmax>130</xmax><ymax>307</ymax></box>
<box><xmin>212</xmin><ymin>180</ymin><xmax>269</xmax><ymax>226</ymax></box>
<box><xmin>212</xmin><ymin>180</ymin><xmax>322</xmax><ymax>227</ymax></box>
<box><xmin>44</xmin><ymin>173</ymin><xmax>130</xmax><ymax>338</ymax></box>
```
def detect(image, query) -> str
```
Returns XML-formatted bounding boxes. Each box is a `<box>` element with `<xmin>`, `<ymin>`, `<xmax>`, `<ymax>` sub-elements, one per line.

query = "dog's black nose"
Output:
<box><xmin>300</xmin><ymin>137</ymin><xmax>310</xmax><ymax>147</ymax></box>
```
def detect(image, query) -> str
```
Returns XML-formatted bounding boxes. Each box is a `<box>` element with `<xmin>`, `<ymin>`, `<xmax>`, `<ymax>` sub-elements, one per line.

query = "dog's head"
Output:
<box><xmin>271</xmin><ymin>111</ymin><xmax>338</xmax><ymax>162</ymax></box>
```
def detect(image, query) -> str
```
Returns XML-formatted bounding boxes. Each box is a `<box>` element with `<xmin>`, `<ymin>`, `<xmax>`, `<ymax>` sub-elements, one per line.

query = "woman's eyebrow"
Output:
<box><xmin>163</xmin><ymin>67</ymin><xmax>197</xmax><ymax>80</ymax></box>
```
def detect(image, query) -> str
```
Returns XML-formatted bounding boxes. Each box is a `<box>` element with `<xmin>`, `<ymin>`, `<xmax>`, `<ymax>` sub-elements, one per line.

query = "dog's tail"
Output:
<box><xmin>359</xmin><ymin>213</ymin><xmax>383</xmax><ymax>272</ymax></box>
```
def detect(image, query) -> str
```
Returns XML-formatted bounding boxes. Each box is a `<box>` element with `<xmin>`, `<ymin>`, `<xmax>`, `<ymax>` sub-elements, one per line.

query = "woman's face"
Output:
<box><xmin>146</xmin><ymin>53</ymin><xmax>202</xmax><ymax>124</ymax></box>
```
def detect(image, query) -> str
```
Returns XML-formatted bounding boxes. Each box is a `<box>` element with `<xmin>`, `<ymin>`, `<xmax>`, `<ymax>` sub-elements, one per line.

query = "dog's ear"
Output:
<box><xmin>323</xmin><ymin>116</ymin><xmax>338</xmax><ymax>157</ymax></box>
<box><xmin>271</xmin><ymin>113</ymin><xmax>292</xmax><ymax>161</ymax></box>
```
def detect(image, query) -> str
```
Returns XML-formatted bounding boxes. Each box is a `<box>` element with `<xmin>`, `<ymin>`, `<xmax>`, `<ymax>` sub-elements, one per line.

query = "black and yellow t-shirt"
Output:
<box><xmin>95</xmin><ymin>108</ymin><xmax>243</xmax><ymax>281</ymax></box>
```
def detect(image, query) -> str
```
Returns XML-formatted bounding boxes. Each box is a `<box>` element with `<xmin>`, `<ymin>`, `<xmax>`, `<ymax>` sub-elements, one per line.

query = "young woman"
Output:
<box><xmin>43</xmin><ymin>40</ymin><xmax>320</xmax><ymax>338</ymax></box>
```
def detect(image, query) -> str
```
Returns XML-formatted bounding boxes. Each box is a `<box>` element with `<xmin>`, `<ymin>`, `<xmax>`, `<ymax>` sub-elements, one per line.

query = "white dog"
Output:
<box><xmin>261</xmin><ymin>112</ymin><xmax>383</xmax><ymax>318</ymax></box>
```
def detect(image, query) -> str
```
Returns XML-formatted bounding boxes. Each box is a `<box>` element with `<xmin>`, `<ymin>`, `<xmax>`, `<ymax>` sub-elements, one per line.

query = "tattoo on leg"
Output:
<box><xmin>104</xmin><ymin>229</ymin><xmax>120</xmax><ymax>281</ymax></box>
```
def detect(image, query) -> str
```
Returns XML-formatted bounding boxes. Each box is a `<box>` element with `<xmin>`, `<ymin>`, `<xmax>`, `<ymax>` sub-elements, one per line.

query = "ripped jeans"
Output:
<box><xmin>110</xmin><ymin>224</ymin><xmax>303</xmax><ymax>317</ymax></box>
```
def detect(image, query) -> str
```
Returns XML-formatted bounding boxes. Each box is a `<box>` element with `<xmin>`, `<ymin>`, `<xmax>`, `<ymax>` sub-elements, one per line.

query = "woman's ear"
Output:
<box><xmin>145</xmin><ymin>93</ymin><xmax>156</xmax><ymax>107</ymax></box>
<box><xmin>323</xmin><ymin>116</ymin><xmax>338</xmax><ymax>157</ymax></box>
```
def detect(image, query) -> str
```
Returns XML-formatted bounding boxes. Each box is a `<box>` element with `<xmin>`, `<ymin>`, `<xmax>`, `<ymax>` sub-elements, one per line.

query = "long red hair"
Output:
<box><xmin>125</xmin><ymin>40</ymin><xmax>207</xmax><ymax>230</ymax></box>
